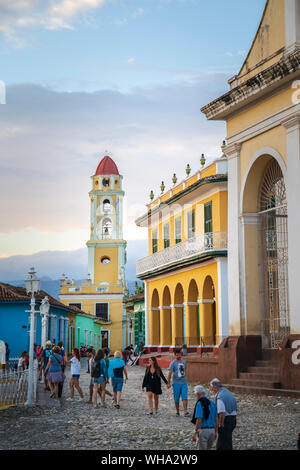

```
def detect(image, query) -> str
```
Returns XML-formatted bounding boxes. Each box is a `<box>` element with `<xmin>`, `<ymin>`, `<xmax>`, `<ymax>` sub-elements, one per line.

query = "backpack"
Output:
<box><xmin>91</xmin><ymin>359</ymin><xmax>102</xmax><ymax>378</ymax></box>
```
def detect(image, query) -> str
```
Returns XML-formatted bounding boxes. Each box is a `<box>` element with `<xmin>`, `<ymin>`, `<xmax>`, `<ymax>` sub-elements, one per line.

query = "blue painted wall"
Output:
<box><xmin>0</xmin><ymin>301</ymin><xmax>69</xmax><ymax>358</ymax></box>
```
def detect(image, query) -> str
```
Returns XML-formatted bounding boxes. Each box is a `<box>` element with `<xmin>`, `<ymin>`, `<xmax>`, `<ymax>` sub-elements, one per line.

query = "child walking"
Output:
<box><xmin>67</xmin><ymin>348</ymin><xmax>84</xmax><ymax>401</ymax></box>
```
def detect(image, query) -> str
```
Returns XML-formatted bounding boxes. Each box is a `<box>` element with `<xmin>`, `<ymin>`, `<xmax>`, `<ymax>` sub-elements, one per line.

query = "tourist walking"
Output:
<box><xmin>181</xmin><ymin>344</ymin><xmax>188</xmax><ymax>357</ymax></box>
<box><xmin>191</xmin><ymin>385</ymin><xmax>218</xmax><ymax>450</ymax></box>
<box><xmin>17</xmin><ymin>351</ymin><xmax>27</xmax><ymax>378</ymax></box>
<box><xmin>122</xmin><ymin>345</ymin><xmax>133</xmax><ymax>364</ymax></box>
<box><xmin>142</xmin><ymin>357</ymin><xmax>168</xmax><ymax>415</ymax></box>
<box><xmin>4</xmin><ymin>343</ymin><xmax>10</xmax><ymax>372</ymax></box>
<box><xmin>67</xmin><ymin>348</ymin><xmax>84</xmax><ymax>401</ymax></box>
<box><xmin>103</xmin><ymin>348</ymin><xmax>113</xmax><ymax>398</ymax></box>
<box><xmin>57</xmin><ymin>341</ymin><xmax>66</xmax><ymax>399</ymax></box>
<box><xmin>210</xmin><ymin>378</ymin><xmax>237</xmax><ymax>450</ymax></box>
<box><xmin>108</xmin><ymin>351</ymin><xmax>128</xmax><ymax>409</ymax></box>
<box><xmin>87</xmin><ymin>345</ymin><xmax>96</xmax><ymax>373</ymax></box>
<box><xmin>41</xmin><ymin>341</ymin><xmax>53</xmax><ymax>390</ymax></box>
<box><xmin>44</xmin><ymin>346</ymin><xmax>64</xmax><ymax>398</ymax></box>
<box><xmin>167</xmin><ymin>348</ymin><xmax>189</xmax><ymax>417</ymax></box>
<box><xmin>85</xmin><ymin>348</ymin><xmax>102</xmax><ymax>404</ymax></box>
<box><xmin>91</xmin><ymin>349</ymin><xmax>107</xmax><ymax>408</ymax></box>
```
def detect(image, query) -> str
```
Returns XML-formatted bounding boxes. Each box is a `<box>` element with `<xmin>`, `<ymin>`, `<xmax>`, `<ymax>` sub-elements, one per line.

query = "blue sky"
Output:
<box><xmin>1</xmin><ymin>0</ymin><xmax>266</xmax><ymax>91</ymax></box>
<box><xmin>0</xmin><ymin>0</ymin><xmax>266</xmax><ymax>280</ymax></box>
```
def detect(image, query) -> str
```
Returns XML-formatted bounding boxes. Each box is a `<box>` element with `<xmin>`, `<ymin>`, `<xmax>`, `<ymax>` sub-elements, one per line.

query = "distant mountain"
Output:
<box><xmin>0</xmin><ymin>239</ymin><xmax>147</xmax><ymax>300</ymax></box>
<box><xmin>0</xmin><ymin>239</ymin><xmax>147</xmax><ymax>278</ymax></box>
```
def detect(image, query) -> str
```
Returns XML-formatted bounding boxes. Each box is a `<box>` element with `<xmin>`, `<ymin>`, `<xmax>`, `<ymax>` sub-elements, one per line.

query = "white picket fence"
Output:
<box><xmin>0</xmin><ymin>360</ymin><xmax>38</xmax><ymax>410</ymax></box>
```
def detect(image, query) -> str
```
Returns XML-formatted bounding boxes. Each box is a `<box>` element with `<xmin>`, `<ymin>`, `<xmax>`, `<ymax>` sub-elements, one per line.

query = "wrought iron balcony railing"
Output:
<box><xmin>136</xmin><ymin>231</ymin><xmax>227</xmax><ymax>277</ymax></box>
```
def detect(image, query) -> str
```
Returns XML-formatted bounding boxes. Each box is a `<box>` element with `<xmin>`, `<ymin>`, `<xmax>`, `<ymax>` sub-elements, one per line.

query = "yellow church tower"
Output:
<box><xmin>59</xmin><ymin>155</ymin><xmax>128</xmax><ymax>353</ymax></box>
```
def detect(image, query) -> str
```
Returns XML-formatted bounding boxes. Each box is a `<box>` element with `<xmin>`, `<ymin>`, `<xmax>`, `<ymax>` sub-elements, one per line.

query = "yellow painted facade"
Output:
<box><xmin>201</xmin><ymin>0</ymin><xmax>300</xmax><ymax>345</ymax></box>
<box><xmin>59</xmin><ymin>156</ymin><xmax>128</xmax><ymax>353</ymax></box>
<box><xmin>136</xmin><ymin>155</ymin><xmax>229</xmax><ymax>348</ymax></box>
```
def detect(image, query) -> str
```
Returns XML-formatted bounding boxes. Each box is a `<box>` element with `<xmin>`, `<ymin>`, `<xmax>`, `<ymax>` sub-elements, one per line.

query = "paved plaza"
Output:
<box><xmin>0</xmin><ymin>360</ymin><xmax>299</xmax><ymax>450</ymax></box>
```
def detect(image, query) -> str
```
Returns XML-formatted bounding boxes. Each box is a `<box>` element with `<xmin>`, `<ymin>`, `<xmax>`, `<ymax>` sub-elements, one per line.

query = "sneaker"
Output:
<box><xmin>114</xmin><ymin>404</ymin><xmax>120</xmax><ymax>409</ymax></box>
<box><xmin>77</xmin><ymin>398</ymin><xmax>84</xmax><ymax>402</ymax></box>
<box><xmin>100</xmin><ymin>402</ymin><xmax>106</xmax><ymax>407</ymax></box>
<box><xmin>66</xmin><ymin>397</ymin><xmax>73</xmax><ymax>401</ymax></box>
<box><xmin>176</xmin><ymin>412</ymin><xmax>180</xmax><ymax>417</ymax></box>
<box><xmin>146</xmin><ymin>411</ymin><xmax>153</xmax><ymax>415</ymax></box>
<box><xmin>94</xmin><ymin>404</ymin><xmax>99</xmax><ymax>409</ymax></box>
<box><xmin>184</xmin><ymin>412</ymin><xmax>190</xmax><ymax>417</ymax></box>
<box><xmin>155</xmin><ymin>410</ymin><xmax>160</xmax><ymax>415</ymax></box>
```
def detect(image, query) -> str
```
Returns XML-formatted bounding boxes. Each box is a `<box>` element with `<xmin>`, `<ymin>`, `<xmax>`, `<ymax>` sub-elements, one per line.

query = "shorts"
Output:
<box><xmin>72</xmin><ymin>374</ymin><xmax>80</xmax><ymax>379</ymax></box>
<box><xmin>172</xmin><ymin>382</ymin><xmax>188</xmax><ymax>402</ymax></box>
<box><xmin>48</xmin><ymin>371</ymin><xmax>64</xmax><ymax>383</ymax></box>
<box><xmin>112</xmin><ymin>378</ymin><xmax>123</xmax><ymax>392</ymax></box>
<box><xmin>92</xmin><ymin>377</ymin><xmax>106</xmax><ymax>385</ymax></box>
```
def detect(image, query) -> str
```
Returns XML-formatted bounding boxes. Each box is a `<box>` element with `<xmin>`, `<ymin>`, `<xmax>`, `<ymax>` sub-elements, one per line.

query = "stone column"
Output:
<box><xmin>159</xmin><ymin>306</ymin><xmax>172</xmax><ymax>346</ymax></box>
<box><xmin>170</xmin><ymin>305</ymin><xmax>177</xmax><ymax>346</ymax></box>
<box><xmin>217</xmin><ymin>258</ymin><xmax>229</xmax><ymax>338</ymax></box>
<box><xmin>144</xmin><ymin>281</ymin><xmax>149</xmax><ymax>346</ymax></box>
<box><xmin>198</xmin><ymin>299</ymin><xmax>215</xmax><ymax>345</ymax></box>
<box><xmin>226</xmin><ymin>143</ymin><xmax>243</xmax><ymax>335</ymax></box>
<box><xmin>282</xmin><ymin>114</ymin><xmax>300</xmax><ymax>334</ymax></box>
<box><xmin>184</xmin><ymin>302</ymin><xmax>198</xmax><ymax>345</ymax></box>
<box><xmin>284</xmin><ymin>0</ymin><xmax>300</xmax><ymax>55</ymax></box>
<box><xmin>64</xmin><ymin>318</ymin><xmax>69</xmax><ymax>352</ymax></box>
<box><xmin>41</xmin><ymin>312</ymin><xmax>49</xmax><ymax>348</ymax></box>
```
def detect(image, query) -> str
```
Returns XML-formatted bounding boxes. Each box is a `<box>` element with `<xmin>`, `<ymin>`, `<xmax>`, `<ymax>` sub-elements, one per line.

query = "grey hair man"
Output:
<box><xmin>191</xmin><ymin>385</ymin><xmax>218</xmax><ymax>450</ymax></box>
<box><xmin>210</xmin><ymin>378</ymin><xmax>237</xmax><ymax>450</ymax></box>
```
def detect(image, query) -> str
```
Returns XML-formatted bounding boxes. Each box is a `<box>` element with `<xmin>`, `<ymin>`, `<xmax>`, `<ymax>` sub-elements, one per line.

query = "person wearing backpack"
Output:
<box><xmin>41</xmin><ymin>341</ymin><xmax>53</xmax><ymax>391</ymax></box>
<box><xmin>91</xmin><ymin>349</ymin><xmax>107</xmax><ymax>409</ymax></box>
<box><xmin>191</xmin><ymin>385</ymin><xmax>218</xmax><ymax>450</ymax></box>
<box><xmin>44</xmin><ymin>346</ymin><xmax>64</xmax><ymax>399</ymax></box>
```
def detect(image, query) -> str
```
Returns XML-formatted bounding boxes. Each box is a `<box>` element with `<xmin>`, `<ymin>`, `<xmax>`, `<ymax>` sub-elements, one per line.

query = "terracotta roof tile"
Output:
<box><xmin>0</xmin><ymin>282</ymin><xmax>86</xmax><ymax>314</ymax></box>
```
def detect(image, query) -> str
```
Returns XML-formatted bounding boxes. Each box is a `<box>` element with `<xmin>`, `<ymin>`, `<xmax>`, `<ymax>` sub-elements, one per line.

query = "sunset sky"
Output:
<box><xmin>0</xmin><ymin>0</ymin><xmax>266</xmax><ymax>278</ymax></box>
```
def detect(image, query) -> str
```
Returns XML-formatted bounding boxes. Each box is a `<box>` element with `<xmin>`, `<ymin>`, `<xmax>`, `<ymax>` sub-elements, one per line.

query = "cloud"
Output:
<box><xmin>125</xmin><ymin>58</ymin><xmax>136</xmax><ymax>64</ymax></box>
<box><xmin>0</xmin><ymin>73</ymin><xmax>227</xmax><ymax>255</ymax></box>
<box><xmin>0</xmin><ymin>0</ymin><xmax>107</xmax><ymax>43</ymax></box>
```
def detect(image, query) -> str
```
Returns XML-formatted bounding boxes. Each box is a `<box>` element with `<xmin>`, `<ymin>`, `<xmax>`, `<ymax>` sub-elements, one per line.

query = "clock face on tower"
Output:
<box><xmin>101</xmin><ymin>257</ymin><xmax>111</xmax><ymax>264</ymax></box>
<box><xmin>102</xmin><ymin>178</ymin><xmax>110</xmax><ymax>187</ymax></box>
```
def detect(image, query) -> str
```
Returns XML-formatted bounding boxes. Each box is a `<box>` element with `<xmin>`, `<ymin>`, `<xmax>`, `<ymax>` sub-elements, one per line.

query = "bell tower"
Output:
<box><xmin>59</xmin><ymin>155</ymin><xmax>128</xmax><ymax>354</ymax></box>
<box><xmin>87</xmin><ymin>155</ymin><xmax>126</xmax><ymax>287</ymax></box>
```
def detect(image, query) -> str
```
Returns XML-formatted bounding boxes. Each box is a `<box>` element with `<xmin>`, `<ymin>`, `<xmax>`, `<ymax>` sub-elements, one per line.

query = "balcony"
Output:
<box><xmin>136</xmin><ymin>231</ymin><xmax>227</xmax><ymax>278</ymax></box>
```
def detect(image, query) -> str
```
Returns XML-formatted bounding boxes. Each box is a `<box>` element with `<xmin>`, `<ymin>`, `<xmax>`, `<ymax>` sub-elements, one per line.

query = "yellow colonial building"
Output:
<box><xmin>59</xmin><ymin>156</ymin><xmax>128</xmax><ymax>353</ymax></box>
<box><xmin>202</xmin><ymin>0</ymin><xmax>300</xmax><ymax>351</ymax></box>
<box><xmin>136</xmin><ymin>153</ymin><xmax>229</xmax><ymax>351</ymax></box>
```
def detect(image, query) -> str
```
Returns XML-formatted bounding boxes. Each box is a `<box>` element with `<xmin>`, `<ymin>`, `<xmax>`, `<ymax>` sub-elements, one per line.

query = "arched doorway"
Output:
<box><xmin>187</xmin><ymin>279</ymin><xmax>200</xmax><ymax>345</ymax></box>
<box><xmin>259</xmin><ymin>160</ymin><xmax>289</xmax><ymax>348</ymax></box>
<box><xmin>201</xmin><ymin>276</ymin><xmax>216</xmax><ymax>346</ymax></box>
<box><xmin>174</xmin><ymin>283</ymin><xmax>184</xmax><ymax>346</ymax></box>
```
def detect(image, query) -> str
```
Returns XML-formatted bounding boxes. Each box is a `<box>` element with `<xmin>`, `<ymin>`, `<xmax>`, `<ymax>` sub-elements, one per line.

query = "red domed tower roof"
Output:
<box><xmin>95</xmin><ymin>156</ymin><xmax>119</xmax><ymax>176</ymax></box>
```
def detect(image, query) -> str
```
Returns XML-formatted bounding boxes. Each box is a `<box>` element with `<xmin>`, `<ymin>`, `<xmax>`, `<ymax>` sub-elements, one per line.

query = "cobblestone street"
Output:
<box><xmin>0</xmin><ymin>360</ymin><xmax>299</xmax><ymax>450</ymax></box>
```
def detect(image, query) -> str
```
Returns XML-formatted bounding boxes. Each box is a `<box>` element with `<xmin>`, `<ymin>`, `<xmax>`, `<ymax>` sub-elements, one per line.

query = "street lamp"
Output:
<box><xmin>25</xmin><ymin>267</ymin><xmax>40</xmax><ymax>407</ymax></box>
<box><xmin>40</xmin><ymin>296</ymin><xmax>50</xmax><ymax>348</ymax></box>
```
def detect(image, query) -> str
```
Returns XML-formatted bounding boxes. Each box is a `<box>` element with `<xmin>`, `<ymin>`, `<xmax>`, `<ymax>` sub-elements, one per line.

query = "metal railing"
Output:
<box><xmin>0</xmin><ymin>360</ymin><xmax>38</xmax><ymax>410</ymax></box>
<box><xmin>136</xmin><ymin>231</ymin><xmax>227</xmax><ymax>276</ymax></box>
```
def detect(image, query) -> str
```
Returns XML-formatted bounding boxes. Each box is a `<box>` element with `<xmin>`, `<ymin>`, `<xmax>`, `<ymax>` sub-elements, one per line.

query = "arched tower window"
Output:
<box><xmin>103</xmin><ymin>199</ymin><xmax>111</xmax><ymax>213</ymax></box>
<box><xmin>102</xmin><ymin>218</ymin><xmax>112</xmax><ymax>239</ymax></box>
